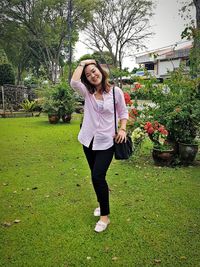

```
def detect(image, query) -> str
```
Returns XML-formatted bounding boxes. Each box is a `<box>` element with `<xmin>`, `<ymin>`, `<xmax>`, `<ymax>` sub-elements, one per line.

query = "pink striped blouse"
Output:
<box><xmin>70</xmin><ymin>80</ymin><xmax>128</xmax><ymax>150</ymax></box>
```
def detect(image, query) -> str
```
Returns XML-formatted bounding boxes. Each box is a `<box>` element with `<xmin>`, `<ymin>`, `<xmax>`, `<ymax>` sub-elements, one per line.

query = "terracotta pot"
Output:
<box><xmin>178</xmin><ymin>143</ymin><xmax>198</xmax><ymax>165</ymax></box>
<box><xmin>152</xmin><ymin>148</ymin><xmax>175</xmax><ymax>167</ymax></box>
<box><xmin>48</xmin><ymin>114</ymin><xmax>60</xmax><ymax>124</ymax></box>
<box><xmin>62</xmin><ymin>114</ymin><xmax>72</xmax><ymax>123</ymax></box>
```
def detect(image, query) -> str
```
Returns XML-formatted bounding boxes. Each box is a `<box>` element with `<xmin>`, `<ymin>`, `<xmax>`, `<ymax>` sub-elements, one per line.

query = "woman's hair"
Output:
<box><xmin>81</xmin><ymin>61</ymin><xmax>111</xmax><ymax>94</ymax></box>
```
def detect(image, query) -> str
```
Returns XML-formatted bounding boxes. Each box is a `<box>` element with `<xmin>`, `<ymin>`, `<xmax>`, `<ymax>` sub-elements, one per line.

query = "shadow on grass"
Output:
<box><xmin>33</xmin><ymin>118</ymin><xmax>81</xmax><ymax>127</ymax></box>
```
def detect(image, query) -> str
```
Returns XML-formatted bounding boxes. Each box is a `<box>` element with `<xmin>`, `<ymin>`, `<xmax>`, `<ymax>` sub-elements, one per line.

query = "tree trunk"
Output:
<box><xmin>191</xmin><ymin>0</ymin><xmax>200</xmax><ymax>77</ymax></box>
<box><xmin>194</xmin><ymin>0</ymin><xmax>200</xmax><ymax>28</ymax></box>
<box><xmin>17</xmin><ymin>64</ymin><xmax>22</xmax><ymax>85</ymax></box>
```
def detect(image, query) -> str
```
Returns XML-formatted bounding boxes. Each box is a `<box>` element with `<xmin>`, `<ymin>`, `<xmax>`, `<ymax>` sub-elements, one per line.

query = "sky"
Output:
<box><xmin>74</xmin><ymin>0</ymin><xmax>195</xmax><ymax>69</ymax></box>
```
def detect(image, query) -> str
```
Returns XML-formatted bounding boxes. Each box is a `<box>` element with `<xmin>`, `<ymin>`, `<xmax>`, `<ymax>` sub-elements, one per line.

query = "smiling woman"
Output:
<box><xmin>70</xmin><ymin>59</ymin><xmax>128</xmax><ymax>233</ymax></box>
<box><xmin>80</xmin><ymin>61</ymin><xmax>110</xmax><ymax>95</ymax></box>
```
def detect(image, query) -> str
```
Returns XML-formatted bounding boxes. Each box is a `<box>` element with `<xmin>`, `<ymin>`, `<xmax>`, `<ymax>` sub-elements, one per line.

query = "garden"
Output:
<box><xmin>0</xmin><ymin>114</ymin><xmax>200</xmax><ymax>267</ymax></box>
<box><xmin>0</xmin><ymin>0</ymin><xmax>200</xmax><ymax>266</ymax></box>
<box><xmin>0</xmin><ymin>68</ymin><xmax>200</xmax><ymax>266</ymax></box>
<box><xmin>1</xmin><ymin>53</ymin><xmax>200</xmax><ymax>267</ymax></box>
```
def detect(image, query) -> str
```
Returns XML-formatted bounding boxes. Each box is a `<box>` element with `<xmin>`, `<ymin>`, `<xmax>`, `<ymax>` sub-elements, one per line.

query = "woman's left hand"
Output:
<box><xmin>115</xmin><ymin>129</ymin><xmax>127</xmax><ymax>143</ymax></box>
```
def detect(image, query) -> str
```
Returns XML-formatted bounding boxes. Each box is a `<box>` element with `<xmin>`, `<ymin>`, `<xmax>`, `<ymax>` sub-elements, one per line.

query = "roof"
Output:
<box><xmin>136</xmin><ymin>40</ymin><xmax>193</xmax><ymax>64</ymax></box>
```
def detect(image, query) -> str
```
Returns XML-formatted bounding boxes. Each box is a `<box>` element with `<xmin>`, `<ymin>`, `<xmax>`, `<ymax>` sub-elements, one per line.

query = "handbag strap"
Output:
<box><xmin>113</xmin><ymin>86</ymin><xmax>118</xmax><ymax>135</ymax></box>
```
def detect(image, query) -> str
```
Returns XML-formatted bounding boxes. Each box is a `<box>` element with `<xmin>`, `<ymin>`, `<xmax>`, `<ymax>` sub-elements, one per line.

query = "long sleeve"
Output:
<box><xmin>70</xmin><ymin>80</ymin><xmax>87</xmax><ymax>98</ymax></box>
<box><xmin>115</xmin><ymin>87</ymin><xmax>129</xmax><ymax>120</ymax></box>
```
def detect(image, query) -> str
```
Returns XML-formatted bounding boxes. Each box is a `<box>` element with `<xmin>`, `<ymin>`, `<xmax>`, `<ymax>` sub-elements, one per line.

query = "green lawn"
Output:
<box><xmin>0</xmin><ymin>115</ymin><xmax>200</xmax><ymax>267</ymax></box>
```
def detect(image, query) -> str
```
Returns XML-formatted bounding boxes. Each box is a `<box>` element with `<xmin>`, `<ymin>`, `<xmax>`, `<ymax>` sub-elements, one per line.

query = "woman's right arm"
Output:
<box><xmin>70</xmin><ymin>59</ymin><xmax>96</xmax><ymax>97</ymax></box>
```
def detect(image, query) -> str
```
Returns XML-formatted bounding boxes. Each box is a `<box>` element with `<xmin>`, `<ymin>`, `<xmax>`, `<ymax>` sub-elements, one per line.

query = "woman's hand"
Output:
<box><xmin>115</xmin><ymin>129</ymin><xmax>127</xmax><ymax>143</ymax></box>
<box><xmin>80</xmin><ymin>59</ymin><xmax>96</xmax><ymax>67</ymax></box>
<box><xmin>71</xmin><ymin>59</ymin><xmax>96</xmax><ymax>81</ymax></box>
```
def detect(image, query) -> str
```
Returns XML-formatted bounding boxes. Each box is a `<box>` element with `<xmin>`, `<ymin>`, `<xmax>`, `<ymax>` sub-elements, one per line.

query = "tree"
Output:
<box><xmin>0</xmin><ymin>0</ymin><xmax>97</xmax><ymax>83</ymax></box>
<box><xmin>180</xmin><ymin>0</ymin><xmax>200</xmax><ymax>77</ymax></box>
<box><xmin>0</xmin><ymin>21</ymin><xmax>33</xmax><ymax>84</ymax></box>
<box><xmin>0</xmin><ymin>64</ymin><xmax>15</xmax><ymax>86</ymax></box>
<box><xmin>0</xmin><ymin>48</ymin><xmax>8</xmax><ymax>64</ymax></box>
<box><xmin>83</xmin><ymin>0</ymin><xmax>154</xmax><ymax>70</ymax></box>
<box><xmin>79</xmin><ymin>51</ymin><xmax>114</xmax><ymax>64</ymax></box>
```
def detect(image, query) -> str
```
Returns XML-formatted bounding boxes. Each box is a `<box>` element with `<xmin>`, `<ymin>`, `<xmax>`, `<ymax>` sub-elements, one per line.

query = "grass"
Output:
<box><xmin>0</xmin><ymin>115</ymin><xmax>200</xmax><ymax>267</ymax></box>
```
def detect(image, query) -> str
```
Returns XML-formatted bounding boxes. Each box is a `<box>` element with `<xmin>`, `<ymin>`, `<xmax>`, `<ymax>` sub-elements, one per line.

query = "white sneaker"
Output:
<box><xmin>93</xmin><ymin>207</ymin><xmax>100</xmax><ymax>217</ymax></box>
<box><xmin>94</xmin><ymin>219</ymin><xmax>110</xmax><ymax>233</ymax></box>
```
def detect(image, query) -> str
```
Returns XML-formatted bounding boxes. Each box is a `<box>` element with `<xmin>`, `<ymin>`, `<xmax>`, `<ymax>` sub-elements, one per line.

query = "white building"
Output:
<box><xmin>135</xmin><ymin>41</ymin><xmax>192</xmax><ymax>78</ymax></box>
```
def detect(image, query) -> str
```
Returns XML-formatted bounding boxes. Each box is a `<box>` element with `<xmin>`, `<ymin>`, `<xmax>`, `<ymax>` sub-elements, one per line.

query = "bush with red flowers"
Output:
<box><xmin>123</xmin><ymin>92</ymin><xmax>132</xmax><ymax>105</ymax></box>
<box><xmin>144</xmin><ymin>121</ymin><xmax>172</xmax><ymax>150</ymax></box>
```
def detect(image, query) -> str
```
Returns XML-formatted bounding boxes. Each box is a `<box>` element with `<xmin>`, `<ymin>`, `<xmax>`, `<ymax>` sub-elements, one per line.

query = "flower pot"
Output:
<box><xmin>62</xmin><ymin>114</ymin><xmax>72</xmax><ymax>123</ymax></box>
<box><xmin>166</xmin><ymin>137</ymin><xmax>179</xmax><ymax>155</ymax></box>
<box><xmin>152</xmin><ymin>148</ymin><xmax>174</xmax><ymax>167</ymax></box>
<box><xmin>178</xmin><ymin>143</ymin><xmax>198</xmax><ymax>165</ymax></box>
<box><xmin>48</xmin><ymin>114</ymin><xmax>60</xmax><ymax>124</ymax></box>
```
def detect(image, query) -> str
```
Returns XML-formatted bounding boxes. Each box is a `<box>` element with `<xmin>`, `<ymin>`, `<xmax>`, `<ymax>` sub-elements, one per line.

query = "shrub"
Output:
<box><xmin>0</xmin><ymin>64</ymin><xmax>15</xmax><ymax>85</ymax></box>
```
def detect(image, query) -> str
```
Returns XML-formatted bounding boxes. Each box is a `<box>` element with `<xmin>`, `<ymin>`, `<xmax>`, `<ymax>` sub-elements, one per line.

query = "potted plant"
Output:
<box><xmin>42</xmin><ymin>98</ymin><xmax>60</xmax><ymax>124</ymax></box>
<box><xmin>143</xmin><ymin>121</ymin><xmax>175</xmax><ymax>166</ymax></box>
<box><xmin>41</xmin><ymin>82</ymin><xmax>76</xmax><ymax>124</ymax></box>
<box><xmin>52</xmin><ymin>83</ymin><xmax>75</xmax><ymax>123</ymax></box>
<box><xmin>148</xmin><ymin>67</ymin><xmax>200</xmax><ymax>165</ymax></box>
<box><xmin>166</xmin><ymin>106</ymin><xmax>199</xmax><ymax>165</ymax></box>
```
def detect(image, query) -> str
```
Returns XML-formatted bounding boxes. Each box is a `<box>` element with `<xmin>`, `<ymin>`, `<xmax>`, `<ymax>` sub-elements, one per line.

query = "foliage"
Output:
<box><xmin>79</xmin><ymin>51</ymin><xmax>114</xmax><ymax>65</ymax></box>
<box><xmin>0</xmin><ymin>63</ymin><xmax>15</xmax><ymax>85</ymax></box>
<box><xmin>24</xmin><ymin>76</ymin><xmax>40</xmax><ymax>89</ymax></box>
<box><xmin>0</xmin><ymin>48</ymin><xmax>9</xmax><ymax>64</ymax></box>
<box><xmin>52</xmin><ymin>83</ymin><xmax>76</xmax><ymax>115</ymax></box>
<box><xmin>0</xmin><ymin>0</ymin><xmax>97</xmax><ymax>82</ymax></box>
<box><xmin>131</xmin><ymin>127</ymin><xmax>146</xmax><ymax>153</ymax></box>
<box><xmin>42</xmin><ymin>82</ymin><xmax>76</xmax><ymax>116</ymax></box>
<box><xmin>125</xmin><ymin>68</ymin><xmax>200</xmax><ymax>150</ymax></box>
<box><xmin>42</xmin><ymin>98</ymin><xmax>60</xmax><ymax>116</ymax></box>
<box><xmin>189</xmin><ymin>29</ymin><xmax>200</xmax><ymax>77</ymax></box>
<box><xmin>129</xmin><ymin>77</ymin><xmax>162</xmax><ymax>100</ymax></box>
<box><xmin>143</xmin><ymin>121</ymin><xmax>172</xmax><ymax>150</ymax></box>
<box><xmin>20</xmin><ymin>99</ymin><xmax>36</xmax><ymax>114</ymax></box>
<box><xmin>110</xmin><ymin>67</ymin><xmax>130</xmax><ymax>80</ymax></box>
<box><xmin>146</xmin><ymin>67</ymin><xmax>200</xmax><ymax>144</ymax></box>
<box><xmin>180</xmin><ymin>0</ymin><xmax>200</xmax><ymax>77</ymax></box>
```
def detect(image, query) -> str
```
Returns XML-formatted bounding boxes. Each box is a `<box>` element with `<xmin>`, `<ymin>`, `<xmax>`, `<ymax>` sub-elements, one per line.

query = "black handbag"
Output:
<box><xmin>113</xmin><ymin>87</ymin><xmax>133</xmax><ymax>160</ymax></box>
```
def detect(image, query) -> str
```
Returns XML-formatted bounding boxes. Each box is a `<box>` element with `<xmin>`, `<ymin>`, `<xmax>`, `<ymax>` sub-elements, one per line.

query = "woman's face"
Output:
<box><xmin>84</xmin><ymin>64</ymin><xmax>103</xmax><ymax>87</ymax></box>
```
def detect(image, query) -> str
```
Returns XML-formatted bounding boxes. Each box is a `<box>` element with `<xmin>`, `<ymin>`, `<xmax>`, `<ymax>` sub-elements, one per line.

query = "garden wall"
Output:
<box><xmin>0</xmin><ymin>84</ymin><xmax>36</xmax><ymax>111</ymax></box>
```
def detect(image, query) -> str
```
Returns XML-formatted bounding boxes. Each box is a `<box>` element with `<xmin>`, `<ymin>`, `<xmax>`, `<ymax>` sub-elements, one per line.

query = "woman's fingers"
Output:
<box><xmin>115</xmin><ymin>133</ymin><xmax>126</xmax><ymax>143</ymax></box>
<box><xmin>82</xmin><ymin>59</ymin><xmax>96</xmax><ymax>65</ymax></box>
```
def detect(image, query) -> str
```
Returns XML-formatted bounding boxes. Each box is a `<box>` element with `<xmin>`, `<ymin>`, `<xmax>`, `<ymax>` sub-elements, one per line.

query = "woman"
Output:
<box><xmin>70</xmin><ymin>59</ymin><xmax>128</xmax><ymax>233</ymax></box>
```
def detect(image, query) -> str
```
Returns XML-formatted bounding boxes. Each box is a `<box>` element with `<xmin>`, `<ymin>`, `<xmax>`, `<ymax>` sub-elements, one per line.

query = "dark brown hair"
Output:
<box><xmin>81</xmin><ymin>62</ymin><xmax>111</xmax><ymax>94</ymax></box>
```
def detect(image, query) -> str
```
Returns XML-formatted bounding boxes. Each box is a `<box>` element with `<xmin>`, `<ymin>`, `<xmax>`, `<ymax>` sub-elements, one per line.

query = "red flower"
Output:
<box><xmin>154</xmin><ymin>121</ymin><xmax>159</xmax><ymax>130</ymax></box>
<box><xmin>134</xmin><ymin>83</ymin><xmax>141</xmax><ymax>90</ymax></box>
<box><xmin>143</xmin><ymin>121</ymin><xmax>169</xmax><ymax>145</ymax></box>
<box><xmin>158</xmin><ymin>126</ymin><xmax>168</xmax><ymax>136</ymax></box>
<box><xmin>147</xmin><ymin>127</ymin><xmax>154</xmax><ymax>134</ymax></box>
<box><xmin>144</xmin><ymin>121</ymin><xmax>152</xmax><ymax>130</ymax></box>
<box><xmin>124</xmin><ymin>92</ymin><xmax>131</xmax><ymax>105</ymax></box>
<box><xmin>131</xmin><ymin>108</ymin><xmax>138</xmax><ymax>116</ymax></box>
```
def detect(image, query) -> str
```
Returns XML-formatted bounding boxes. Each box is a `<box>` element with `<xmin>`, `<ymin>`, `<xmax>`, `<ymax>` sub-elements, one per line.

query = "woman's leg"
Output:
<box><xmin>83</xmin><ymin>143</ymin><xmax>100</xmax><ymax>203</ymax></box>
<box><xmin>83</xmin><ymin>144</ymin><xmax>96</xmax><ymax>172</ymax></box>
<box><xmin>92</xmin><ymin>146</ymin><xmax>114</xmax><ymax>216</ymax></box>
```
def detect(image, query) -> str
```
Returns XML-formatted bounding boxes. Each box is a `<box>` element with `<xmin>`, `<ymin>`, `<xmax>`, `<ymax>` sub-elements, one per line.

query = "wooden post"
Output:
<box><xmin>1</xmin><ymin>85</ymin><xmax>5</xmax><ymax>117</ymax></box>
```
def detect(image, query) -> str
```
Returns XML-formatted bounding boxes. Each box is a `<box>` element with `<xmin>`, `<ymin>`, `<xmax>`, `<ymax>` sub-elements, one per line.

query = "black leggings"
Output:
<box><xmin>83</xmin><ymin>141</ymin><xmax>114</xmax><ymax>216</ymax></box>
